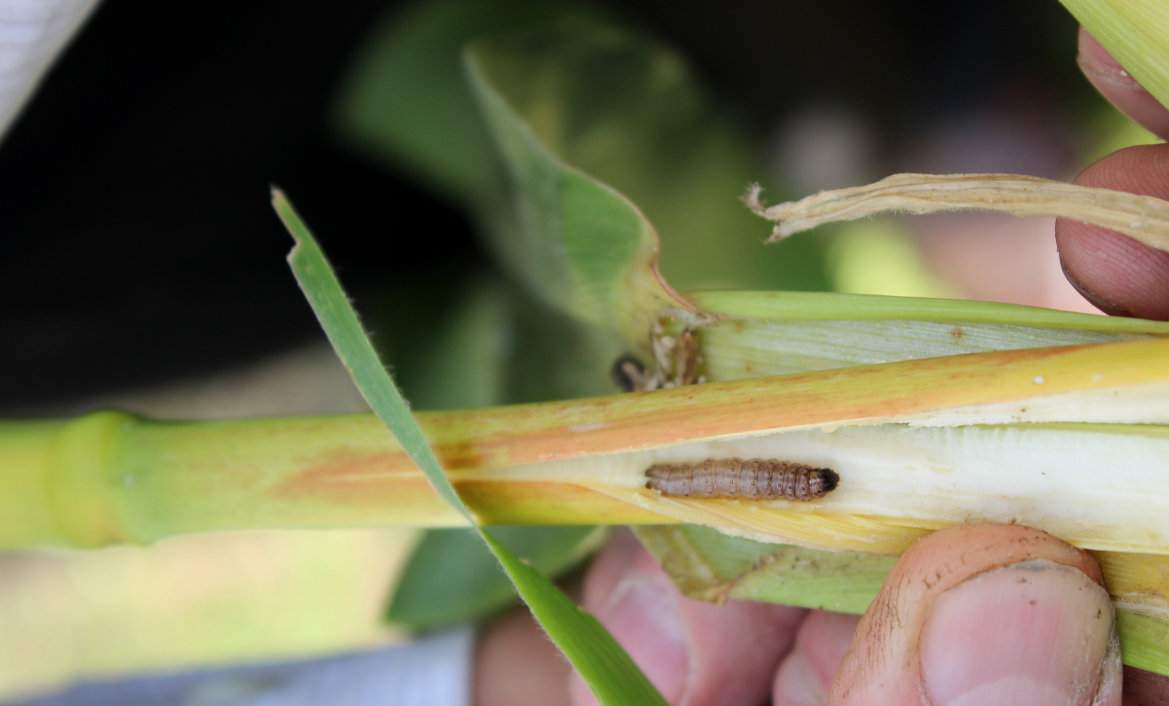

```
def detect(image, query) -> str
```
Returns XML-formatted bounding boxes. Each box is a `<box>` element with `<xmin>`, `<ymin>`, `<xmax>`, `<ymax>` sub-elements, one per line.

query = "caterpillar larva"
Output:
<box><xmin>645</xmin><ymin>459</ymin><xmax>839</xmax><ymax>500</ymax></box>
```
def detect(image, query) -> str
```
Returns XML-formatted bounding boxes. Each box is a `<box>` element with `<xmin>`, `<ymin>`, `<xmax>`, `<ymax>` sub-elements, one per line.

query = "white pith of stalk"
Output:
<box><xmin>471</xmin><ymin>422</ymin><xmax>1169</xmax><ymax>557</ymax></box>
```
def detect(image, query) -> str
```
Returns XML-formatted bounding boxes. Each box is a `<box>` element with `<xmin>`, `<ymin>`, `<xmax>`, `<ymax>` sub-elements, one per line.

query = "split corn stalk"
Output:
<box><xmin>6</xmin><ymin>337</ymin><xmax>1169</xmax><ymax>603</ymax></box>
<box><xmin>9</xmin><ymin>171</ymin><xmax>1169</xmax><ymax>672</ymax></box>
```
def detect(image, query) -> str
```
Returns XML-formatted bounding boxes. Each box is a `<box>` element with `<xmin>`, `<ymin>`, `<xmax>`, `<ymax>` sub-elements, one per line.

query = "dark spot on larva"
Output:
<box><xmin>1029</xmin><ymin>599</ymin><xmax>1037</xmax><ymax>606</ymax></box>
<box><xmin>610</xmin><ymin>354</ymin><xmax>646</xmax><ymax>392</ymax></box>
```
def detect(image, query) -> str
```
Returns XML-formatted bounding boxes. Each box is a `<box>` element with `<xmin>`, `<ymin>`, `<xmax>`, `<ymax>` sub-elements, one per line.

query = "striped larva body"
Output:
<box><xmin>645</xmin><ymin>459</ymin><xmax>839</xmax><ymax>500</ymax></box>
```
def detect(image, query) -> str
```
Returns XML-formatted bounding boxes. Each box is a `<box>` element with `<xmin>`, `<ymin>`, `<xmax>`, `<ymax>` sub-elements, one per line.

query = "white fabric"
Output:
<box><xmin>235</xmin><ymin>628</ymin><xmax>476</xmax><ymax>706</ymax></box>
<box><xmin>0</xmin><ymin>0</ymin><xmax>100</xmax><ymax>140</ymax></box>
<box><xmin>10</xmin><ymin>628</ymin><xmax>477</xmax><ymax>706</ymax></box>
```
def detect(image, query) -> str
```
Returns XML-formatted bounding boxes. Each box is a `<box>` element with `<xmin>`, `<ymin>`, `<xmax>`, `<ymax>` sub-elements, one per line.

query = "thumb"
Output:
<box><xmin>829</xmin><ymin>524</ymin><xmax>1121</xmax><ymax>706</ymax></box>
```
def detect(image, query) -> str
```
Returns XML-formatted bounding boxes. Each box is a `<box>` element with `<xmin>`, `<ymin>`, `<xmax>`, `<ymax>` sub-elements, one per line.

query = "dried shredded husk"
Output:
<box><xmin>744</xmin><ymin>173</ymin><xmax>1169</xmax><ymax>252</ymax></box>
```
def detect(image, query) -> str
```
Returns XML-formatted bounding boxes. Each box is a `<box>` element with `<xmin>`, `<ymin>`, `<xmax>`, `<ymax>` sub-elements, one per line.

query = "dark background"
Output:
<box><xmin>0</xmin><ymin>0</ymin><xmax>1079</xmax><ymax>409</ymax></box>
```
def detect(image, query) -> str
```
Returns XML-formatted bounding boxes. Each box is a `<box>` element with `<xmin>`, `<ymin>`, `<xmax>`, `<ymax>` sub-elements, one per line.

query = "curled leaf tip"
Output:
<box><xmin>743</xmin><ymin>183</ymin><xmax>789</xmax><ymax>241</ymax></box>
<box><xmin>270</xmin><ymin>188</ymin><xmax>308</xmax><ymax>257</ymax></box>
<box><xmin>742</xmin><ymin>182</ymin><xmax>766</xmax><ymax>213</ymax></box>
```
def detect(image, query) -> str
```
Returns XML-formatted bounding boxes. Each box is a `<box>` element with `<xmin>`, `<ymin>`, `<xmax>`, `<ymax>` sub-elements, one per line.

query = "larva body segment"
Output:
<box><xmin>645</xmin><ymin>459</ymin><xmax>838</xmax><ymax>500</ymax></box>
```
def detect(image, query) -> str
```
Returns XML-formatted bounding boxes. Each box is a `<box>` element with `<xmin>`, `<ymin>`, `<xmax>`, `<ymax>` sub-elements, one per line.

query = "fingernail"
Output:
<box><xmin>920</xmin><ymin>560</ymin><xmax>1115</xmax><ymax>706</ymax></box>
<box><xmin>569</xmin><ymin>573</ymin><xmax>689</xmax><ymax>705</ymax></box>
<box><xmin>1078</xmin><ymin>31</ymin><xmax>1144</xmax><ymax>92</ymax></box>
<box><xmin>774</xmin><ymin>651</ymin><xmax>828</xmax><ymax>706</ymax></box>
<box><xmin>1059</xmin><ymin>258</ymin><xmax>1131</xmax><ymax>317</ymax></box>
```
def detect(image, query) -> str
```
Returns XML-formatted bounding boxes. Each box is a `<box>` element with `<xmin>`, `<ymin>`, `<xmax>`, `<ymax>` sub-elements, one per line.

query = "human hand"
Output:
<box><xmin>570</xmin><ymin>526</ymin><xmax>1122</xmax><ymax>706</ymax></box>
<box><xmin>476</xmin><ymin>524</ymin><xmax>1137</xmax><ymax>706</ymax></box>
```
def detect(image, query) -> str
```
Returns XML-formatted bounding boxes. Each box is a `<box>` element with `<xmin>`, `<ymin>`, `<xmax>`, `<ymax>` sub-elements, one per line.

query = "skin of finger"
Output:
<box><xmin>571</xmin><ymin>530</ymin><xmax>807</xmax><ymax>706</ymax></box>
<box><xmin>474</xmin><ymin>606</ymin><xmax>572</xmax><ymax>706</ymax></box>
<box><xmin>471</xmin><ymin>563</ymin><xmax>1160</xmax><ymax>706</ymax></box>
<box><xmin>1077</xmin><ymin>29</ymin><xmax>1169</xmax><ymax>141</ymax></box>
<box><xmin>772</xmin><ymin>611</ymin><xmax>861</xmax><ymax>706</ymax></box>
<box><xmin>826</xmin><ymin>524</ymin><xmax>1105</xmax><ymax>705</ymax></box>
<box><xmin>1122</xmin><ymin>667</ymin><xmax>1169</xmax><ymax>706</ymax></box>
<box><xmin>1054</xmin><ymin>143</ymin><xmax>1169</xmax><ymax>320</ymax></box>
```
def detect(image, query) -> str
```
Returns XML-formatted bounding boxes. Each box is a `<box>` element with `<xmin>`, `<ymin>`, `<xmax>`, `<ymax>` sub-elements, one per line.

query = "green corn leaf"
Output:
<box><xmin>463</xmin><ymin>23</ymin><xmax>830</xmax><ymax>297</ymax></box>
<box><xmin>464</xmin><ymin>24</ymin><xmax>699</xmax><ymax>343</ymax></box>
<box><xmin>636</xmin><ymin>525</ymin><xmax>893</xmax><ymax>613</ymax></box>
<box><xmin>274</xmin><ymin>190</ymin><xmax>668</xmax><ymax>706</ymax></box>
<box><xmin>335</xmin><ymin>0</ymin><xmax>582</xmax><ymax>204</ymax></box>
<box><xmin>340</xmin><ymin>14</ymin><xmax>833</xmax><ymax>350</ymax></box>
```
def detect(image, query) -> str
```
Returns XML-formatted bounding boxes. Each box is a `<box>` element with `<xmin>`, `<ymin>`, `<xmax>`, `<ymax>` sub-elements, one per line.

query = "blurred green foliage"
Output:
<box><xmin>388</xmin><ymin>526</ymin><xmax>604</xmax><ymax>629</ymax></box>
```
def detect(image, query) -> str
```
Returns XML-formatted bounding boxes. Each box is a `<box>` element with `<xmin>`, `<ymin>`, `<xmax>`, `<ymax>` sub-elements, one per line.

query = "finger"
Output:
<box><xmin>475</xmin><ymin>606</ymin><xmax>572</xmax><ymax>706</ymax></box>
<box><xmin>1123</xmin><ymin>666</ymin><xmax>1169</xmax><ymax>706</ymax></box>
<box><xmin>1077</xmin><ymin>29</ymin><xmax>1169</xmax><ymax>141</ymax></box>
<box><xmin>1055</xmin><ymin>143</ymin><xmax>1169</xmax><ymax>319</ymax></box>
<box><xmin>828</xmin><ymin>524</ymin><xmax>1121</xmax><ymax>706</ymax></box>
<box><xmin>772</xmin><ymin>610</ymin><xmax>860</xmax><ymax>706</ymax></box>
<box><xmin>569</xmin><ymin>530</ymin><xmax>807</xmax><ymax>706</ymax></box>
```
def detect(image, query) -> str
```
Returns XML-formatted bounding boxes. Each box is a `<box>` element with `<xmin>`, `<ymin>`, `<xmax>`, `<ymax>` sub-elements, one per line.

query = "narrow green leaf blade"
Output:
<box><xmin>273</xmin><ymin>189</ymin><xmax>667</xmax><ymax>706</ymax></box>
<box><xmin>389</xmin><ymin>526</ymin><xmax>604</xmax><ymax>631</ymax></box>
<box><xmin>688</xmin><ymin>290</ymin><xmax>1169</xmax><ymax>382</ymax></box>
<box><xmin>691</xmin><ymin>290</ymin><xmax>1169</xmax><ymax>331</ymax></box>
<box><xmin>372</xmin><ymin>277</ymin><xmax>622</xmax><ymax>628</ymax></box>
<box><xmin>481</xmin><ymin>531</ymin><xmax>669</xmax><ymax>706</ymax></box>
<box><xmin>276</xmin><ymin>191</ymin><xmax>463</xmax><ymax>514</ymax></box>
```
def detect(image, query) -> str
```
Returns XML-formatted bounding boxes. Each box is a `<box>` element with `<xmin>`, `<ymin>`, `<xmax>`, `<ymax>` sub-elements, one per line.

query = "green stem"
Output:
<box><xmin>3</xmin><ymin>410</ymin><xmax>661</xmax><ymax>548</ymax></box>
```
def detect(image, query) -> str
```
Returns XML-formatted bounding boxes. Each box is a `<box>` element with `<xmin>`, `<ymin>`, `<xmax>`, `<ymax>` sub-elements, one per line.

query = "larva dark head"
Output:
<box><xmin>817</xmin><ymin>468</ymin><xmax>840</xmax><ymax>493</ymax></box>
<box><xmin>610</xmin><ymin>354</ymin><xmax>646</xmax><ymax>392</ymax></box>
